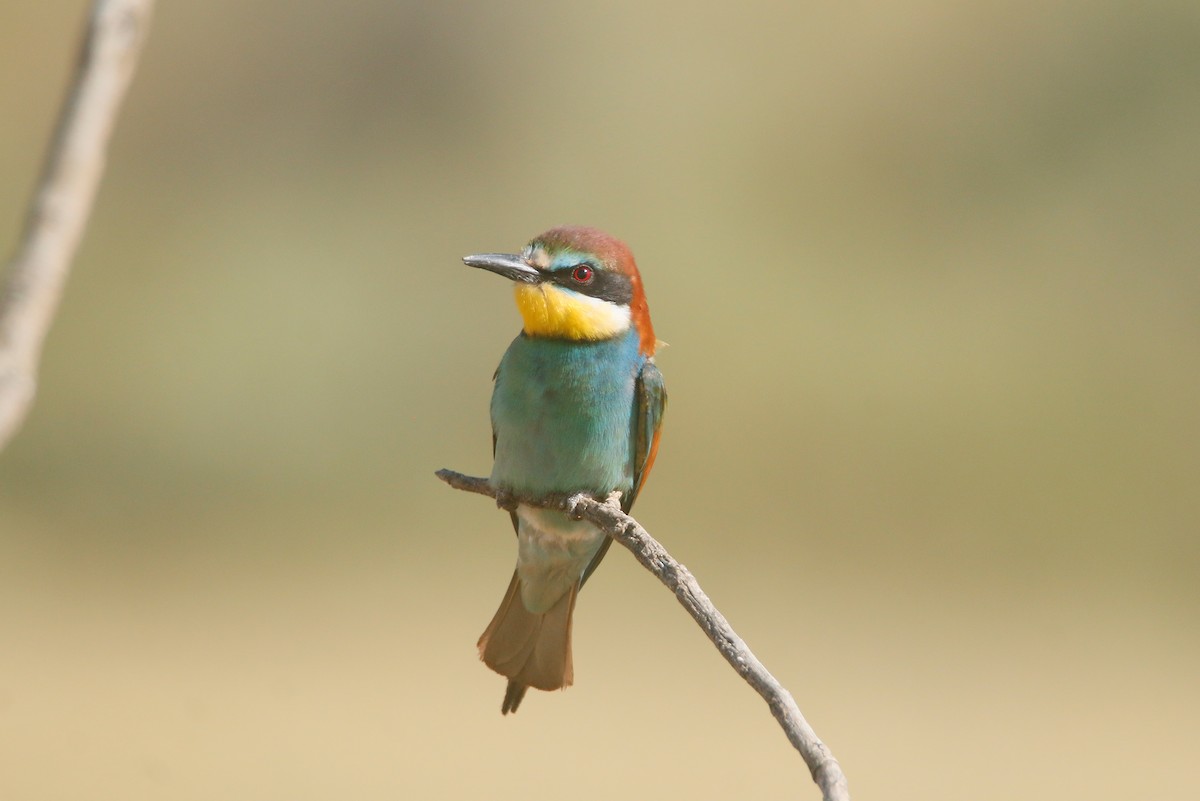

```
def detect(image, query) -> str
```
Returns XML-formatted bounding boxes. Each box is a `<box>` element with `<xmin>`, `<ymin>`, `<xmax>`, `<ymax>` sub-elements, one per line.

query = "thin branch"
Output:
<box><xmin>0</xmin><ymin>0</ymin><xmax>155</xmax><ymax>452</ymax></box>
<box><xmin>436</xmin><ymin>468</ymin><xmax>850</xmax><ymax>801</ymax></box>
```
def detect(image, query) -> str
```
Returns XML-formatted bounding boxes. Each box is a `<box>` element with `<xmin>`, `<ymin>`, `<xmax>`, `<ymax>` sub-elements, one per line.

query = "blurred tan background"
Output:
<box><xmin>2</xmin><ymin>1</ymin><xmax>1197</xmax><ymax>799</ymax></box>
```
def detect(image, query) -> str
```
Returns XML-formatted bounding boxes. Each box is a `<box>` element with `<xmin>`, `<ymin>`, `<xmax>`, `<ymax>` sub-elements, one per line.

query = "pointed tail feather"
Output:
<box><xmin>501</xmin><ymin>680</ymin><xmax>527</xmax><ymax>715</ymax></box>
<box><xmin>477</xmin><ymin>571</ymin><xmax>577</xmax><ymax>714</ymax></box>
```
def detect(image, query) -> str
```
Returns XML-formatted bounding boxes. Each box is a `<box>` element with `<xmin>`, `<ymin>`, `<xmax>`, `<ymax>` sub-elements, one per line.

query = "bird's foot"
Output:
<box><xmin>563</xmin><ymin>493</ymin><xmax>589</xmax><ymax>521</ymax></box>
<box><xmin>494</xmin><ymin>488</ymin><xmax>518</xmax><ymax>512</ymax></box>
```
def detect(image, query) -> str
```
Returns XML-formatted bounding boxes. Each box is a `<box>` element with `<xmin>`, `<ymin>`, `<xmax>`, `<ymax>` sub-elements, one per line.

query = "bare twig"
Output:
<box><xmin>0</xmin><ymin>0</ymin><xmax>155</xmax><ymax>451</ymax></box>
<box><xmin>436</xmin><ymin>468</ymin><xmax>850</xmax><ymax>801</ymax></box>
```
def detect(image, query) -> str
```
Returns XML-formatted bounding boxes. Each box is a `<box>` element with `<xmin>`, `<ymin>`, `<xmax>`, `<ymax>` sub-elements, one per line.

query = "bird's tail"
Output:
<box><xmin>477</xmin><ymin>570</ymin><xmax>577</xmax><ymax>714</ymax></box>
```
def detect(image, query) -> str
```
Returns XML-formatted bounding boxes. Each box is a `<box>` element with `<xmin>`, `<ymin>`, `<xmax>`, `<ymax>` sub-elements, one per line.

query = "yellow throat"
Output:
<box><xmin>513</xmin><ymin>283</ymin><xmax>631</xmax><ymax>341</ymax></box>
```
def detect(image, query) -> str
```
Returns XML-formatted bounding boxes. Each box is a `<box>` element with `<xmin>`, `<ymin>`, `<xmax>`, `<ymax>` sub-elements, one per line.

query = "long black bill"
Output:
<box><xmin>462</xmin><ymin>253</ymin><xmax>541</xmax><ymax>284</ymax></box>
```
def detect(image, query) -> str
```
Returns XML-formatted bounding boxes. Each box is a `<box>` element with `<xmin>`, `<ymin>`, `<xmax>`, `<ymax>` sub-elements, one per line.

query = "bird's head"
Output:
<box><xmin>464</xmin><ymin>226</ymin><xmax>656</xmax><ymax>355</ymax></box>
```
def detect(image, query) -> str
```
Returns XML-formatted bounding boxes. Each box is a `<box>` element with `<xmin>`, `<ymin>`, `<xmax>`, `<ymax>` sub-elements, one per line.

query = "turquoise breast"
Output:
<box><xmin>490</xmin><ymin>328</ymin><xmax>643</xmax><ymax>497</ymax></box>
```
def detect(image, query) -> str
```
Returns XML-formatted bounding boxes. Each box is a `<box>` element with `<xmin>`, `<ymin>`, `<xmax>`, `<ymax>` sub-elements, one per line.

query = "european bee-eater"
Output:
<box><xmin>463</xmin><ymin>226</ymin><xmax>666</xmax><ymax>714</ymax></box>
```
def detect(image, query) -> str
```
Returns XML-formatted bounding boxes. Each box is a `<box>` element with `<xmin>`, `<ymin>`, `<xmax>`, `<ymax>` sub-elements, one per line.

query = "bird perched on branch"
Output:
<box><xmin>463</xmin><ymin>226</ymin><xmax>666</xmax><ymax>714</ymax></box>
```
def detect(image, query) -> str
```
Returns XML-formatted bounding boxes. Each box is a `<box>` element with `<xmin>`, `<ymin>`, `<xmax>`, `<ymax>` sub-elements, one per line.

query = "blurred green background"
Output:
<box><xmin>2</xmin><ymin>1</ymin><xmax>1197</xmax><ymax>798</ymax></box>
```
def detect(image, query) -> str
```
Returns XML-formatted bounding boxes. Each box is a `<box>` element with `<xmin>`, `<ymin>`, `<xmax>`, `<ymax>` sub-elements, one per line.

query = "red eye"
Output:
<box><xmin>571</xmin><ymin>264</ymin><xmax>594</xmax><ymax>284</ymax></box>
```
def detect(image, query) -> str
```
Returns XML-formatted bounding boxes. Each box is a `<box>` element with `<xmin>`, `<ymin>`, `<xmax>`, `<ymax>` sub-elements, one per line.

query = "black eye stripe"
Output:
<box><xmin>549</xmin><ymin>267</ymin><xmax>633</xmax><ymax>305</ymax></box>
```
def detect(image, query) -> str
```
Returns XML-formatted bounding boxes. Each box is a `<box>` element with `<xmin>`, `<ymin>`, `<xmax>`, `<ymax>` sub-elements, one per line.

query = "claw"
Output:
<box><xmin>564</xmin><ymin>494</ymin><xmax>588</xmax><ymax>521</ymax></box>
<box><xmin>494</xmin><ymin>488</ymin><xmax>518</xmax><ymax>512</ymax></box>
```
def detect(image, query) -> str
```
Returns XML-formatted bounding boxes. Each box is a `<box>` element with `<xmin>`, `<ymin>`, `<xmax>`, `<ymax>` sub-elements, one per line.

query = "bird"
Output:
<box><xmin>462</xmin><ymin>225</ymin><xmax>666</xmax><ymax>715</ymax></box>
